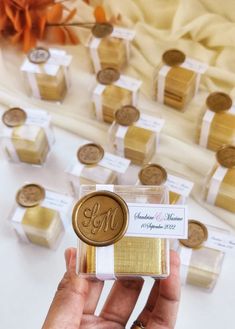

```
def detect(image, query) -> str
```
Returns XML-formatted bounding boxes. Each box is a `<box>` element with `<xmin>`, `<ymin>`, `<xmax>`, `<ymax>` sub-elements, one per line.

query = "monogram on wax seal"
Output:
<box><xmin>72</xmin><ymin>191</ymin><xmax>129</xmax><ymax>246</ymax></box>
<box><xmin>16</xmin><ymin>183</ymin><xmax>46</xmax><ymax>208</ymax></box>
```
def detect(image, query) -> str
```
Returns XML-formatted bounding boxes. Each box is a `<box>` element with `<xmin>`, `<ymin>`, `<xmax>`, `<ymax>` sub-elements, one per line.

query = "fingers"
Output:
<box><xmin>135</xmin><ymin>280</ymin><xmax>161</xmax><ymax>325</ymax></box>
<box><xmin>65</xmin><ymin>248</ymin><xmax>104</xmax><ymax>315</ymax></box>
<box><xmin>146</xmin><ymin>250</ymin><xmax>181</xmax><ymax>329</ymax></box>
<box><xmin>42</xmin><ymin>248</ymin><xmax>89</xmax><ymax>329</ymax></box>
<box><xmin>99</xmin><ymin>278</ymin><xmax>144</xmax><ymax>327</ymax></box>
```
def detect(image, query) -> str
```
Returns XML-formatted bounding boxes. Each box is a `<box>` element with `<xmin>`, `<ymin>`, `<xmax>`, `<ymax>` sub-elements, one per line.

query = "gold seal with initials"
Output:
<box><xmin>206</xmin><ymin>92</ymin><xmax>232</xmax><ymax>113</ymax></box>
<box><xmin>72</xmin><ymin>191</ymin><xmax>129</xmax><ymax>246</ymax></box>
<box><xmin>216</xmin><ymin>145</ymin><xmax>235</xmax><ymax>169</ymax></box>
<box><xmin>16</xmin><ymin>184</ymin><xmax>46</xmax><ymax>208</ymax></box>
<box><xmin>92</xmin><ymin>22</ymin><xmax>114</xmax><ymax>38</ymax></box>
<box><xmin>139</xmin><ymin>164</ymin><xmax>168</xmax><ymax>186</ymax></box>
<box><xmin>97</xmin><ymin>67</ymin><xmax>120</xmax><ymax>85</ymax></box>
<box><xmin>28</xmin><ymin>47</ymin><xmax>50</xmax><ymax>64</ymax></box>
<box><xmin>162</xmin><ymin>49</ymin><xmax>186</xmax><ymax>67</ymax></box>
<box><xmin>77</xmin><ymin>143</ymin><xmax>104</xmax><ymax>165</ymax></box>
<box><xmin>179</xmin><ymin>220</ymin><xmax>208</xmax><ymax>249</ymax></box>
<box><xmin>115</xmin><ymin>105</ymin><xmax>140</xmax><ymax>126</ymax></box>
<box><xmin>2</xmin><ymin>108</ymin><xmax>27</xmax><ymax>127</ymax></box>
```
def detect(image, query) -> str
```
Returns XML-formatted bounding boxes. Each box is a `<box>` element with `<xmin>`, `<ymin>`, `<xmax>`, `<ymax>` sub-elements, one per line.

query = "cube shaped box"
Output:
<box><xmin>73</xmin><ymin>184</ymin><xmax>171</xmax><ymax>279</ymax></box>
<box><xmin>93</xmin><ymin>69</ymin><xmax>142</xmax><ymax>123</ymax></box>
<box><xmin>88</xmin><ymin>26</ymin><xmax>135</xmax><ymax>73</ymax></box>
<box><xmin>176</xmin><ymin>220</ymin><xmax>228</xmax><ymax>292</ymax></box>
<box><xmin>197</xmin><ymin>92</ymin><xmax>235</xmax><ymax>151</ymax></box>
<box><xmin>10</xmin><ymin>183</ymin><xmax>73</xmax><ymax>249</ymax></box>
<box><xmin>109</xmin><ymin>106</ymin><xmax>164</xmax><ymax>165</ymax></box>
<box><xmin>153</xmin><ymin>49</ymin><xmax>207</xmax><ymax>111</ymax></box>
<box><xmin>21</xmin><ymin>47</ymin><xmax>72</xmax><ymax>102</ymax></box>
<box><xmin>1</xmin><ymin>107</ymin><xmax>55</xmax><ymax>165</ymax></box>
<box><xmin>204</xmin><ymin>145</ymin><xmax>235</xmax><ymax>213</ymax></box>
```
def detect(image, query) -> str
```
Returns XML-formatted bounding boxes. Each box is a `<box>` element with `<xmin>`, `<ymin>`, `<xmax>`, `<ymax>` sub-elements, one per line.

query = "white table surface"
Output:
<box><xmin>0</xmin><ymin>126</ymin><xmax>235</xmax><ymax>329</ymax></box>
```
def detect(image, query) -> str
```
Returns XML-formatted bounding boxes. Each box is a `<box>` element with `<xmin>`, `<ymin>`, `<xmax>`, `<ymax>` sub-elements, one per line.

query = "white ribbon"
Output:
<box><xmin>199</xmin><ymin>110</ymin><xmax>215</xmax><ymax>148</ymax></box>
<box><xmin>206</xmin><ymin>166</ymin><xmax>228</xmax><ymax>205</ymax></box>
<box><xmin>179</xmin><ymin>245</ymin><xmax>193</xmax><ymax>285</ymax></box>
<box><xmin>95</xmin><ymin>184</ymin><xmax>116</xmax><ymax>280</ymax></box>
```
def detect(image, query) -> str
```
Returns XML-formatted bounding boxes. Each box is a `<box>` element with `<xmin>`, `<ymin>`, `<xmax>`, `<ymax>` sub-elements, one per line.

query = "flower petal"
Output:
<box><xmin>46</xmin><ymin>3</ymin><xmax>63</xmax><ymax>24</ymax></box>
<box><xmin>94</xmin><ymin>6</ymin><xmax>107</xmax><ymax>23</ymax></box>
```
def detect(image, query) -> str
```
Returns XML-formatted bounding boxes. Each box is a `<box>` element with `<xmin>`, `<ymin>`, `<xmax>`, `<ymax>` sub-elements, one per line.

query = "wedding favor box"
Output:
<box><xmin>88</xmin><ymin>23</ymin><xmax>136</xmax><ymax>73</ymax></box>
<box><xmin>197</xmin><ymin>92</ymin><xmax>235</xmax><ymax>151</ymax></box>
<box><xmin>176</xmin><ymin>220</ymin><xmax>235</xmax><ymax>291</ymax></box>
<box><xmin>9</xmin><ymin>184</ymin><xmax>73</xmax><ymax>249</ymax></box>
<box><xmin>137</xmin><ymin>164</ymin><xmax>194</xmax><ymax>204</ymax></box>
<box><xmin>204</xmin><ymin>145</ymin><xmax>235</xmax><ymax>213</ymax></box>
<box><xmin>153</xmin><ymin>49</ymin><xmax>208</xmax><ymax>111</ymax></box>
<box><xmin>0</xmin><ymin>107</ymin><xmax>55</xmax><ymax>165</ymax></box>
<box><xmin>66</xmin><ymin>142</ymin><xmax>130</xmax><ymax>196</ymax></box>
<box><xmin>21</xmin><ymin>47</ymin><xmax>72</xmax><ymax>101</ymax></box>
<box><xmin>109</xmin><ymin>106</ymin><xmax>164</xmax><ymax>165</ymax></box>
<box><xmin>93</xmin><ymin>67</ymin><xmax>142</xmax><ymax>123</ymax></box>
<box><xmin>72</xmin><ymin>184</ymin><xmax>188</xmax><ymax>280</ymax></box>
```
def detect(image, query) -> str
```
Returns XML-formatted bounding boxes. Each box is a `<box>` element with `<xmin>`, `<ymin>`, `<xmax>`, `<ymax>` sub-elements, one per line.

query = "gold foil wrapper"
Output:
<box><xmin>77</xmin><ymin>185</ymin><xmax>169</xmax><ymax>278</ymax></box>
<box><xmin>185</xmin><ymin>247</ymin><xmax>224</xmax><ymax>291</ymax></box>
<box><xmin>110</xmin><ymin>123</ymin><xmax>156</xmax><ymax>165</ymax></box>
<box><xmin>205</xmin><ymin>164</ymin><xmax>235</xmax><ymax>213</ymax></box>
<box><xmin>25</xmin><ymin>66</ymin><xmax>67</xmax><ymax>102</ymax></box>
<box><xmin>97</xmin><ymin>37</ymin><xmax>128</xmax><ymax>71</ymax></box>
<box><xmin>197</xmin><ymin>108</ymin><xmax>235</xmax><ymax>151</ymax></box>
<box><xmin>169</xmin><ymin>191</ymin><xmax>182</xmax><ymax>204</ymax></box>
<box><xmin>154</xmin><ymin>64</ymin><xmax>197</xmax><ymax>111</ymax></box>
<box><xmin>22</xmin><ymin>206</ymin><xmax>64</xmax><ymax>248</ymax></box>
<box><xmin>11</xmin><ymin>126</ymin><xmax>49</xmax><ymax>165</ymax></box>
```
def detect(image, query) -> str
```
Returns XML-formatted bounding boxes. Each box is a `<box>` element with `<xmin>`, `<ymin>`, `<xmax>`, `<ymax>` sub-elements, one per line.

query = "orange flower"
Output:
<box><xmin>0</xmin><ymin>1</ymin><xmax>108</xmax><ymax>52</ymax></box>
<box><xmin>0</xmin><ymin>0</ymin><xmax>79</xmax><ymax>52</ymax></box>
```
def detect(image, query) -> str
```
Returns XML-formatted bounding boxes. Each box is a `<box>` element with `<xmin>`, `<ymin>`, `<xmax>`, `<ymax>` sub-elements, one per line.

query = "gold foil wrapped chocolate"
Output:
<box><xmin>93</xmin><ymin>70</ymin><xmax>142</xmax><ymax>124</ymax></box>
<box><xmin>197</xmin><ymin>92</ymin><xmax>235</xmax><ymax>151</ymax></box>
<box><xmin>177</xmin><ymin>220</ymin><xmax>225</xmax><ymax>291</ymax></box>
<box><xmin>204</xmin><ymin>145</ymin><xmax>235</xmax><ymax>213</ymax></box>
<box><xmin>154</xmin><ymin>49</ymin><xmax>207</xmax><ymax>111</ymax></box>
<box><xmin>73</xmin><ymin>185</ymin><xmax>170</xmax><ymax>279</ymax></box>
<box><xmin>88</xmin><ymin>26</ymin><xmax>135</xmax><ymax>73</ymax></box>
<box><xmin>1</xmin><ymin>108</ymin><xmax>54</xmax><ymax>165</ymax></box>
<box><xmin>109</xmin><ymin>107</ymin><xmax>161</xmax><ymax>165</ymax></box>
<box><xmin>21</xmin><ymin>47</ymin><xmax>72</xmax><ymax>102</ymax></box>
<box><xmin>10</xmin><ymin>184</ymin><xmax>69</xmax><ymax>249</ymax></box>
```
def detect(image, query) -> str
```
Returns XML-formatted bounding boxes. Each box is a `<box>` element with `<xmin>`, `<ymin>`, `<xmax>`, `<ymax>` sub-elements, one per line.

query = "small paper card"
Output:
<box><xmin>126</xmin><ymin>204</ymin><xmax>188</xmax><ymax>239</ymax></box>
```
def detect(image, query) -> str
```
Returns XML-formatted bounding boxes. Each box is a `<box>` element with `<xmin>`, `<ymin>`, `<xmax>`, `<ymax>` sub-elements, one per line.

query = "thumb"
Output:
<box><xmin>42</xmin><ymin>248</ymin><xmax>89</xmax><ymax>329</ymax></box>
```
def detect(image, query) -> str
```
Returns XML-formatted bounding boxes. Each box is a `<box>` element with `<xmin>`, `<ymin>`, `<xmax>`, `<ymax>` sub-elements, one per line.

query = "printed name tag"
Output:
<box><xmin>126</xmin><ymin>203</ymin><xmax>188</xmax><ymax>239</ymax></box>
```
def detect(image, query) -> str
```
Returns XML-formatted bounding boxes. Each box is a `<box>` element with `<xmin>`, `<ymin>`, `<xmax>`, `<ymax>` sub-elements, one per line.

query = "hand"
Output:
<box><xmin>42</xmin><ymin>248</ymin><xmax>180</xmax><ymax>329</ymax></box>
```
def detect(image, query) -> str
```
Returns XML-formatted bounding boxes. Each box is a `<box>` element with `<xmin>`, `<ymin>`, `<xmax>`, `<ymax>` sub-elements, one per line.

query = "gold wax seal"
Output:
<box><xmin>97</xmin><ymin>67</ymin><xmax>120</xmax><ymax>85</ymax></box>
<box><xmin>162</xmin><ymin>49</ymin><xmax>186</xmax><ymax>66</ymax></box>
<box><xmin>115</xmin><ymin>105</ymin><xmax>140</xmax><ymax>126</ymax></box>
<box><xmin>2</xmin><ymin>108</ymin><xmax>27</xmax><ymax>127</ymax></box>
<box><xmin>92</xmin><ymin>22</ymin><xmax>114</xmax><ymax>38</ymax></box>
<box><xmin>139</xmin><ymin>164</ymin><xmax>168</xmax><ymax>186</ymax></box>
<box><xmin>77</xmin><ymin>143</ymin><xmax>104</xmax><ymax>165</ymax></box>
<box><xmin>72</xmin><ymin>190</ymin><xmax>129</xmax><ymax>247</ymax></box>
<box><xmin>206</xmin><ymin>92</ymin><xmax>232</xmax><ymax>113</ymax></box>
<box><xmin>28</xmin><ymin>47</ymin><xmax>50</xmax><ymax>64</ymax></box>
<box><xmin>179</xmin><ymin>220</ymin><xmax>208</xmax><ymax>249</ymax></box>
<box><xmin>16</xmin><ymin>184</ymin><xmax>46</xmax><ymax>208</ymax></box>
<box><xmin>216</xmin><ymin>145</ymin><xmax>235</xmax><ymax>168</ymax></box>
